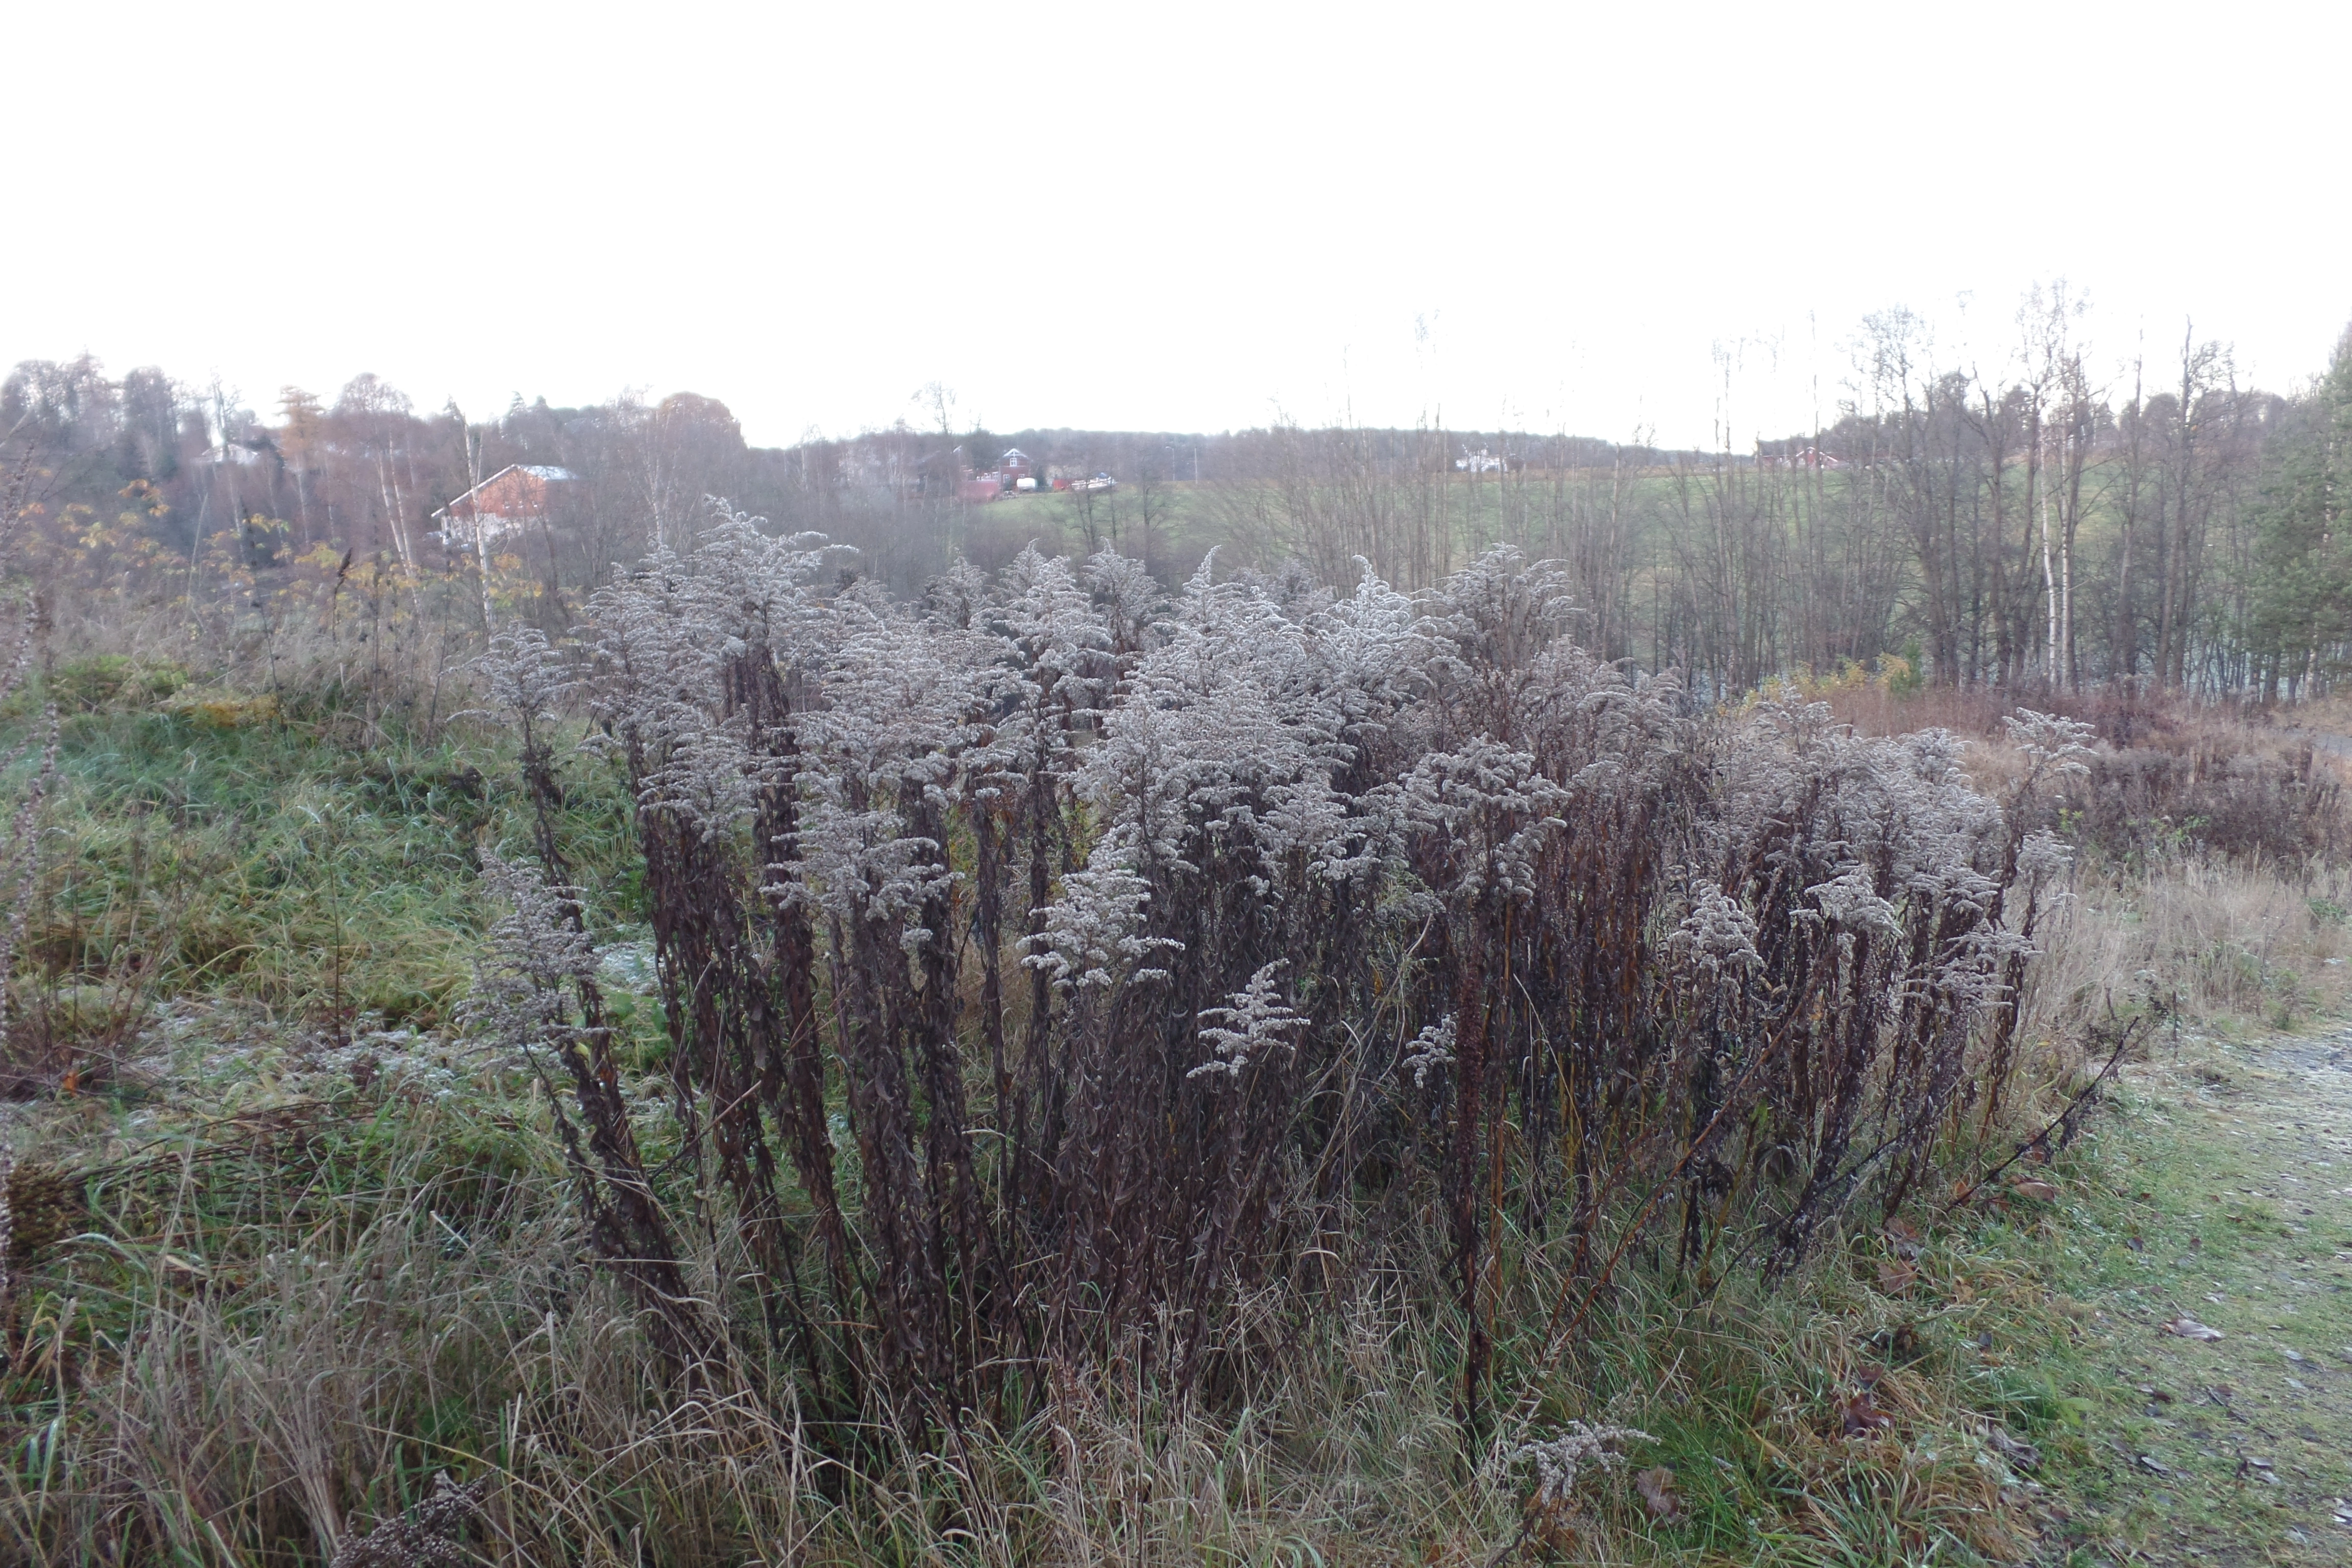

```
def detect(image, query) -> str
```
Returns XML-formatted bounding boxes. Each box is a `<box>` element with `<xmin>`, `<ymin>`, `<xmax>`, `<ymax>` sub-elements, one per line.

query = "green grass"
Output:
<box><xmin>13</xmin><ymin>676</ymin><xmax>642</xmax><ymax>1042</ymax></box>
<box><xmin>2021</xmin><ymin>1034</ymin><xmax>2352</xmax><ymax>1564</ymax></box>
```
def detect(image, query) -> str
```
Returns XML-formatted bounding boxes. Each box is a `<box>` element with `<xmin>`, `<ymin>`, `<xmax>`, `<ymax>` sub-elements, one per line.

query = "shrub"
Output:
<box><xmin>44</xmin><ymin>654</ymin><xmax>187</xmax><ymax>713</ymax></box>
<box><xmin>460</xmin><ymin>514</ymin><xmax>2074</xmax><ymax>1445</ymax></box>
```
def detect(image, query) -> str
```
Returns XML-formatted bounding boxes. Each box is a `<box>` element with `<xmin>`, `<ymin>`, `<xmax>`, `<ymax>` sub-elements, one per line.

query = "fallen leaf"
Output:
<box><xmin>1987</xmin><ymin>1426</ymin><xmax>2042</xmax><ymax>1469</ymax></box>
<box><xmin>1877</xmin><ymin>1259</ymin><xmax>1918</xmax><ymax>1296</ymax></box>
<box><xmin>1632</xmin><ymin>1465</ymin><xmax>1681</xmax><ymax>1521</ymax></box>
<box><xmin>1839</xmin><ymin>1389</ymin><xmax>1894</xmax><ymax>1436</ymax></box>
<box><xmin>2163</xmin><ymin>1316</ymin><xmax>2225</xmax><ymax>1341</ymax></box>
<box><xmin>2138</xmin><ymin>1454</ymin><xmax>2172</xmax><ymax>1476</ymax></box>
<box><xmin>2011</xmin><ymin>1177</ymin><xmax>2060</xmax><ymax>1202</ymax></box>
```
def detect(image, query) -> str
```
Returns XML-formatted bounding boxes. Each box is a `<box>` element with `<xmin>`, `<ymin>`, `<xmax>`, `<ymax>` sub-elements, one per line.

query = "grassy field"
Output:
<box><xmin>2</xmin><ymin>668</ymin><xmax>2349</xmax><ymax>1564</ymax></box>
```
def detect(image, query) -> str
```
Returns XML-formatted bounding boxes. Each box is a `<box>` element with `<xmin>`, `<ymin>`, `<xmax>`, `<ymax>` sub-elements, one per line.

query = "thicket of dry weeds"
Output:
<box><xmin>6</xmin><ymin>510</ymin><xmax>2348</xmax><ymax>1565</ymax></box>
<box><xmin>1817</xmin><ymin>675</ymin><xmax>2352</xmax><ymax>1038</ymax></box>
<box><xmin>488</xmin><ymin>522</ymin><xmax>2088</xmax><ymax>1428</ymax></box>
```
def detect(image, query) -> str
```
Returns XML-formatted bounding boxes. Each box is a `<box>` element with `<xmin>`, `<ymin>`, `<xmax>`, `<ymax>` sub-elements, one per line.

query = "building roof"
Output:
<box><xmin>431</xmin><ymin>463</ymin><xmax>579</xmax><ymax>523</ymax></box>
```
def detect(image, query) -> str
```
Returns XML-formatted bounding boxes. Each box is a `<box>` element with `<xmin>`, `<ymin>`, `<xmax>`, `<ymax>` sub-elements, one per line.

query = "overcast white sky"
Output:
<box><xmin>7</xmin><ymin>2</ymin><xmax>2345</xmax><ymax>450</ymax></box>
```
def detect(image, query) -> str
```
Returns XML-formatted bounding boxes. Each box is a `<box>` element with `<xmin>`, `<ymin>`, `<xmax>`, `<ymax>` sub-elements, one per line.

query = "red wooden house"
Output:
<box><xmin>431</xmin><ymin>464</ymin><xmax>578</xmax><ymax>546</ymax></box>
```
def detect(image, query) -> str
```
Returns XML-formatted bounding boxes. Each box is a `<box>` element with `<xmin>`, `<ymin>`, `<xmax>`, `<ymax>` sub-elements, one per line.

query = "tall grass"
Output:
<box><xmin>2</xmin><ymin>1079</ymin><xmax>2072</xmax><ymax>1566</ymax></box>
<box><xmin>2027</xmin><ymin>855</ymin><xmax>2352</xmax><ymax>1037</ymax></box>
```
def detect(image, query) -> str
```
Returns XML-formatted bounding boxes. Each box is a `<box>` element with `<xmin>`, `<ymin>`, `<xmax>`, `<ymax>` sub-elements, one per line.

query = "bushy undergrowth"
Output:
<box><xmin>6</xmin><ymin>513</ymin><xmax>2297</xmax><ymax>1564</ymax></box>
<box><xmin>2026</xmin><ymin>855</ymin><xmax>2352</xmax><ymax>1039</ymax></box>
<box><xmin>1814</xmin><ymin>676</ymin><xmax>2352</xmax><ymax>1047</ymax></box>
<box><xmin>1822</xmin><ymin>679</ymin><xmax>2349</xmax><ymax>866</ymax></box>
<box><xmin>472</xmin><ymin>522</ymin><xmax>2083</xmax><ymax>1456</ymax></box>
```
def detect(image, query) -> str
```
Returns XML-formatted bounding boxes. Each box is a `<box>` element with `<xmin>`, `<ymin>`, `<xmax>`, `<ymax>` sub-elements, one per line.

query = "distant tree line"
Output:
<box><xmin>7</xmin><ymin>293</ymin><xmax>2346</xmax><ymax>699</ymax></box>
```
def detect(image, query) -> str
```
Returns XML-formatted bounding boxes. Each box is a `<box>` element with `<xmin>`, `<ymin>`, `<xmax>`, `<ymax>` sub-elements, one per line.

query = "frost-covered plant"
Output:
<box><xmin>2015</xmin><ymin>826</ymin><xmax>2072</xmax><ymax>891</ymax></box>
<box><xmin>1191</xmin><ymin>960</ymin><xmax>1309</xmax><ymax>1082</ymax></box>
<box><xmin>464</xmin><ymin>851</ymin><xmax>708</xmax><ymax>1367</ymax></box>
<box><xmin>1025</xmin><ymin>847</ymin><xmax>1167</xmax><ymax>991</ymax></box>
<box><xmin>536</xmin><ymin>506</ymin><xmax>2065</xmax><ymax>1433</ymax></box>
<box><xmin>2003</xmin><ymin>706</ymin><xmax>2096</xmax><ymax>782</ymax></box>
<box><xmin>1669</xmin><ymin>878</ymin><xmax>1761</xmax><ymax>985</ymax></box>
<box><xmin>1085</xmin><ymin>545</ymin><xmax>1162</xmax><ymax>653</ymax></box>
<box><xmin>1513</xmin><ymin>1422</ymin><xmax>1655</xmax><ymax>1509</ymax></box>
<box><xmin>1398</xmin><ymin>1013</ymin><xmax>1456</xmax><ymax>1088</ymax></box>
<box><xmin>463</xmin><ymin>852</ymin><xmax>597</xmax><ymax>1057</ymax></box>
<box><xmin>1375</xmin><ymin>739</ymin><xmax>1566</xmax><ymax>906</ymax></box>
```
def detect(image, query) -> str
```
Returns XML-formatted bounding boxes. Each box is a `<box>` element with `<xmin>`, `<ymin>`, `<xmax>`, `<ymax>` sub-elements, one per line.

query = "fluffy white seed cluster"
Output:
<box><xmin>1191</xmin><ymin>960</ymin><xmax>1310</xmax><ymax>1082</ymax></box>
<box><xmin>463</xmin><ymin>852</ymin><xmax>597</xmax><ymax>1060</ymax></box>
<box><xmin>1398</xmin><ymin>1014</ymin><xmax>1457</xmax><ymax>1088</ymax></box>
<box><xmin>1025</xmin><ymin>550</ymin><xmax>1431</xmax><ymax>984</ymax></box>
<box><xmin>1669</xmin><ymin>879</ymin><xmax>1762</xmax><ymax>983</ymax></box>
<box><xmin>1513</xmin><ymin>1421</ymin><xmax>1655</xmax><ymax>1507</ymax></box>
<box><xmin>1705</xmin><ymin>692</ymin><xmax>2035</xmax><ymax>1015</ymax></box>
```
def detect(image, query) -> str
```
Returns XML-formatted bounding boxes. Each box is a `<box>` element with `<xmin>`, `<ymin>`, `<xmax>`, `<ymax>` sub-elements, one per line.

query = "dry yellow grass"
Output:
<box><xmin>2027</xmin><ymin>856</ymin><xmax>2352</xmax><ymax>1039</ymax></box>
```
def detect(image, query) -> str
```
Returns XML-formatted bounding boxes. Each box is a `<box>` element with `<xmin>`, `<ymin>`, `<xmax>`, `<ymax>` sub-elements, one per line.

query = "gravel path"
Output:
<box><xmin>2098</xmin><ymin>1026</ymin><xmax>2352</xmax><ymax>1561</ymax></box>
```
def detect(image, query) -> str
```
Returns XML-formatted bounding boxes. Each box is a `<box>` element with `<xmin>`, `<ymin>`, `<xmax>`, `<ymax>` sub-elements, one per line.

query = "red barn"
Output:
<box><xmin>995</xmin><ymin>448</ymin><xmax>1037</xmax><ymax>492</ymax></box>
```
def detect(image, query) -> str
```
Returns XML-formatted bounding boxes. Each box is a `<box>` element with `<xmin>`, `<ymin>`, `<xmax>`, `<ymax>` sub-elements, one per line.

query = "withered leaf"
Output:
<box><xmin>1986</xmin><ymin>1426</ymin><xmax>2041</xmax><ymax>1469</ymax></box>
<box><xmin>1839</xmin><ymin>1389</ymin><xmax>1894</xmax><ymax>1435</ymax></box>
<box><xmin>1632</xmin><ymin>1465</ymin><xmax>1681</xmax><ymax>1521</ymax></box>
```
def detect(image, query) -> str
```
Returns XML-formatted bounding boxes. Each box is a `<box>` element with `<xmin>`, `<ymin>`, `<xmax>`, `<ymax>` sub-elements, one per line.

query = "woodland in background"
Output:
<box><xmin>5</xmin><ymin>294</ymin><xmax>2349</xmax><ymax>714</ymax></box>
